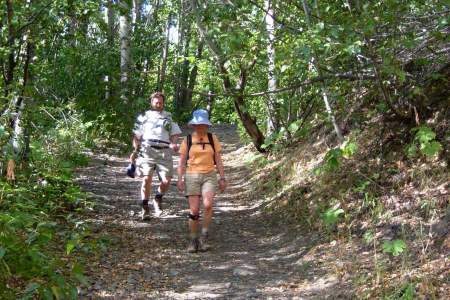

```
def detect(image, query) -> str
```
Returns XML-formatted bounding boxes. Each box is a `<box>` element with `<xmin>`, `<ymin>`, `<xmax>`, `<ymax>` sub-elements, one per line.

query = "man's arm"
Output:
<box><xmin>130</xmin><ymin>135</ymin><xmax>141</xmax><ymax>163</ymax></box>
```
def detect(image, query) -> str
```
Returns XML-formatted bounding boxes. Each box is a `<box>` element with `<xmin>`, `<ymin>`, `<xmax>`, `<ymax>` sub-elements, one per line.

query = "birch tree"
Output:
<box><xmin>265</xmin><ymin>0</ymin><xmax>279</xmax><ymax>135</ymax></box>
<box><xmin>119</xmin><ymin>0</ymin><xmax>132</xmax><ymax>101</ymax></box>
<box><xmin>157</xmin><ymin>14</ymin><xmax>172</xmax><ymax>92</ymax></box>
<box><xmin>104</xmin><ymin>0</ymin><xmax>115</xmax><ymax>100</ymax></box>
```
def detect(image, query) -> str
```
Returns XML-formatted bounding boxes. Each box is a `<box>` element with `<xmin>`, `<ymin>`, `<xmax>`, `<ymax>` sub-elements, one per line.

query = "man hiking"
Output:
<box><xmin>129</xmin><ymin>92</ymin><xmax>182</xmax><ymax>220</ymax></box>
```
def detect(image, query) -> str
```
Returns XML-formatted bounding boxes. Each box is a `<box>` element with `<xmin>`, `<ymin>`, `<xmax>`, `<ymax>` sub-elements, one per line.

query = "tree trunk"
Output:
<box><xmin>265</xmin><ymin>0</ymin><xmax>279</xmax><ymax>135</ymax></box>
<box><xmin>119</xmin><ymin>0</ymin><xmax>132</xmax><ymax>101</ymax></box>
<box><xmin>6</xmin><ymin>0</ymin><xmax>35</xmax><ymax>179</ymax></box>
<box><xmin>302</xmin><ymin>0</ymin><xmax>344</xmax><ymax>143</ymax></box>
<box><xmin>104</xmin><ymin>0</ymin><xmax>115</xmax><ymax>100</ymax></box>
<box><xmin>206</xmin><ymin>90</ymin><xmax>214</xmax><ymax>116</ymax></box>
<box><xmin>4</xmin><ymin>0</ymin><xmax>16</xmax><ymax>96</ymax></box>
<box><xmin>190</xmin><ymin>0</ymin><xmax>266</xmax><ymax>151</ymax></box>
<box><xmin>185</xmin><ymin>41</ymin><xmax>203</xmax><ymax>108</ymax></box>
<box><xmin>157</xmin><ymin>14</ymin><xmax>171</xmax><ymax>92</ymax></box>
<box><xmin>132</xmin><ymin>0</ymin><xmax>141</xmax><ymax>25</ymax></box>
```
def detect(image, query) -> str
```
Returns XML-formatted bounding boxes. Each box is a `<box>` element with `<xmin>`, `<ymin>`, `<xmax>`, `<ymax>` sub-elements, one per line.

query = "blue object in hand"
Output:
<box><xmin>126</xmin><ymin>163</ymin><xmax>136</xmax><ymax>178</ymax></box>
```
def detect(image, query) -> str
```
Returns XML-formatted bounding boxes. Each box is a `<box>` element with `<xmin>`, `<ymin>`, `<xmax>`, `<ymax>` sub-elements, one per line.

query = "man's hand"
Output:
<box><xmin>177</xmin><ymin>178</ymin><xmax>185</xmax><ymax>192</ymax></box>
<box><xmin>170</xmin><ymin>143</ymin><xmax>179</xmax><ymax>153</ymax></box>
<box><xmin>130</xmin><ymin>151</ymin><xmax>138</xmax><ymax>164</ymax></box>
<box><xmin>218</xmin><ymin>178</ymin><xmax>227</xmax><ymax>193</ymax></box>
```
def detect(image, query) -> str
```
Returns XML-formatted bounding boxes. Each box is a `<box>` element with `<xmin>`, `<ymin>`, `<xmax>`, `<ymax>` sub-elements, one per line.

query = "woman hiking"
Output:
<box><xmin>177</xmin><ymin>109</ymin><xmax>227</xmax><ymax>253</ymax></box>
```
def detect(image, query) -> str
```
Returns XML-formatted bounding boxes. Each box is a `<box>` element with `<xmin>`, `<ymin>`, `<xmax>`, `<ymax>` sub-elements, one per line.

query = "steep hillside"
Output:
<box><xmin>244</xmin><ymin>107</ymin><xmax>449</xmax><ymax>298</ymax></box>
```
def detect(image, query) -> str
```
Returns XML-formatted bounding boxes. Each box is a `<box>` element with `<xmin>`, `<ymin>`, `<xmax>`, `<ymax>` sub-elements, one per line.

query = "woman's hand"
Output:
<box><xmin>218</xmin><ymin>178</ymin><xmax>227</xmax><ymax>193</ymax></box>
<box><xmin>177</xmin><ymin>178</ymin><xmax>185</xmax><ymax>192</ymax></box>
<box><xmin>170</xmin><ymin>142</ymin><xmax>179</xmax><ymax>153</ymax></box>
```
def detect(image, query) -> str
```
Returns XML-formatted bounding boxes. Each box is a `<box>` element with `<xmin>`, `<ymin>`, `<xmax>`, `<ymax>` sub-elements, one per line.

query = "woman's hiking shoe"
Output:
<box><xmin>187</xmin><ymin>238</ymin><xmax>199</xmax><ymax>253</ymax></box>
<box><xmin>153</xmin><ymin>194</ymin><xmax>163</xmax><ymax>216</ymax></box>
<box><xmin>141</xmin><ymin>204</ymin><xmax>151</xmax><ymax>221</ymax></box>
<box><xmin>198</xmin><ymin>233</ymin><xmax>210</xmax><ymax>252</ymax></box>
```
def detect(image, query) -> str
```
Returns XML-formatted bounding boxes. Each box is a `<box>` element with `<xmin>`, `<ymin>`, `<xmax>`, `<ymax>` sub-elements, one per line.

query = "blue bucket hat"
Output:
<box><xmin>188</xmin><ymin>109</ymin><xmax>212</xmax><ymax>126</ymax></box>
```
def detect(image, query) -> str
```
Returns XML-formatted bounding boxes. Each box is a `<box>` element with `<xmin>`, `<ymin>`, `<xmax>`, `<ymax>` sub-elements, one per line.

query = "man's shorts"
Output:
<box><xmin>136</xmin><ymin>147</ymin><xmax>173</xmax><ymax>179</ymax></box>
<box><xmin>185</xmin><ymin>171</ymin><xmax>218</xmax><ymax>196</ymax></box>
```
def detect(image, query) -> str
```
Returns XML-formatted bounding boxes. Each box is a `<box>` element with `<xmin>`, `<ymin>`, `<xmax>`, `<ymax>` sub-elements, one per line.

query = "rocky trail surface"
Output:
<box><xmin>75</xmin><ymin>125</ymin><xmax>349</xmax><ymax>299</ymax></box>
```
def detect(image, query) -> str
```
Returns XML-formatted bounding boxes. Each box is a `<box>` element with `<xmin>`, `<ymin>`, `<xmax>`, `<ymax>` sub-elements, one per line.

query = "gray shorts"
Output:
<box><xmin>185</xmin><ymin>171</ymin><xmax>218</xmax><ymax>196</ymax></box>
<box><xmin>136</xmin><ymin>147</ymin><xmax>173</xmax><ymax>179</ymax></box>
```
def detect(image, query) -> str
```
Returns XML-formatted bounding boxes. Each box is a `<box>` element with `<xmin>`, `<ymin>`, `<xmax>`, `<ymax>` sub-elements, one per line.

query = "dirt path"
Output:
<box><xmin>76</xmin><ymin>125</ymin><xmax>348</xmax><ymax>299</ymax></box>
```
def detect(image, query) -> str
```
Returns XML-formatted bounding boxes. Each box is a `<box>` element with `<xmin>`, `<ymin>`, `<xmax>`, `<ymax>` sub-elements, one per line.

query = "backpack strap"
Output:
<box><xmin>207</xmin><ymin>132</ymin><xmax>216</xmax><ymax>165</ymax></box>
<box><xmin>186</xmin><ymin>134</ymin><xmax>192</xmax><ymax>166</ymax></box>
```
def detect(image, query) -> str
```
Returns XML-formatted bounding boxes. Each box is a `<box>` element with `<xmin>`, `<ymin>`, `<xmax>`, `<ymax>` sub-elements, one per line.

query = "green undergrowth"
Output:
<box><xmin>245</xmin><ymin>113</ymin><xmax>449</xmax><ymax>298</ymax></box>
<box><xmin>0</xmin><ymin>119</ymin><xmax>109</xmax><ymax>299</ymax></box>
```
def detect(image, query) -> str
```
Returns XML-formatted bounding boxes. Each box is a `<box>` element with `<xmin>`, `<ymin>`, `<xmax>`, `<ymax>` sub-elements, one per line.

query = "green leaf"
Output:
<box><xmin>66</xmin><ymin>241</ymin><xmax>76</xmax><ymax>255</ymax></box>
<box><xmin>323</xmin><ymin>207</ymin><xmax>344</xmax><ymax>226</ymax></box>
<box><xmin>414</xmin><ymin>126</ymin><xmax>435</xmax><ymax>144</ymax></box>
<box><xmin>0</xmin><ymin>246</ymin><xmax>5</xmax><ymax>258</ymax></box>
<box><xmin>383</xmin><ymin>239</ymin><xmax>406</xmax><ymax>256</ymax></box>
<box><xmin>406</xmin><ymin>144</ymin><xmax>417</xmax><ymax>158</ymax></box>
<box><xmin>363</xmin><ymin>231</ymin><xmax>374</xmax><ymax>245</ymax></box>
<box><xmin>51</xmin><ymin>286</ymin><xmax>62</xmax><ymax>300</ymax></box>
<box><xmin>421</xmin><ymin>141</ymin><xmax>442</xmax><ymax>157</ymax></box>
<box><xmin>288</xmin><ymin>122</ymin><xmax>299</xmax><ymax>134</ymax></box>
<box><xmin>342</xmin><ymin>141</ymin><xmax>358</xmax><ymax>158</ymax></box>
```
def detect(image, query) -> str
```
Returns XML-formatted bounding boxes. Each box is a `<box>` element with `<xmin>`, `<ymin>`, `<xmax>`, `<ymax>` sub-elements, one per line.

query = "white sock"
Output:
<box><xmin>201</xmin><ymin>228</ymin><xmax>208</xmax><ymax>235</ymax></box>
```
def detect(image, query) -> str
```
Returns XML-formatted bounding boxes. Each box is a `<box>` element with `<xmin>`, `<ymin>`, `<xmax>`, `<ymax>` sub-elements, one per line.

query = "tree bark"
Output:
<box><xmin>185</xmin><ymin>41</ymin><xmax>203</xmax><ymax>108</ymax></box>
<box><xmin>6</xmin><ymin>0</ymin><xmax>35</xmax><ymax>179</ymax></box>
<box><xmin>104</xmin><ymin>0</ymin><xmax>115</xmax><ymax>100</ymax></box>
<box><xmin>119</xmin><ymin>0</ymin><xmax>132</xmax><ymax>101</ymax></box>
<box><xmin>265</xmin><ymin>0</ymin><xmax>279</xmax><ymax>135</ymax></box>
<box><xmin>132</xmin><ymin>0</ymin><xmax>141</xmax><ymax>25</ymax></box>
<box><xmin>157</xmin><ymin>14</ymin><xmax>171</xmax><ymax>92</ymax></box>
<box><xmin>5</xmin><ymin>0</ymin><xmax>16</xmax><ymax>96</ymax></box>
<box><xmin>206</xmin><ymin>90</ymin><xmax>214</xmax><ymax>116</ymax></box>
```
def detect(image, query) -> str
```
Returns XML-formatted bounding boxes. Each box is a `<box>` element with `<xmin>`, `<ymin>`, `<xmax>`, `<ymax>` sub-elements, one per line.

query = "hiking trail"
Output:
<box><xmin>76</xmin><ymin>125</ymin><xmax>349</xmax><ymax>299</ymax></box>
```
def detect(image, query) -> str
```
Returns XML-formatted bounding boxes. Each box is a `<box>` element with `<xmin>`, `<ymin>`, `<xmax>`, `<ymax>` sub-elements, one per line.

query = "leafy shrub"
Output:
<box><xmin>313</xmin><ymin>139</ymin><xmax>358</xmax><ymax>175</ymax></box>
<box><xmin>382</xmin><ymin>239</ymin><xmax>407</xmax><ymax>257</ymax></box>
<box><xmin>322</xmin><ymin>206</ymin><xmax>345</xmax><ymax>228</ymax></box>
<box><xmin>406</xmin><ymin>126</ymin><xmax>442</xmax><ymax>158</ymax></box>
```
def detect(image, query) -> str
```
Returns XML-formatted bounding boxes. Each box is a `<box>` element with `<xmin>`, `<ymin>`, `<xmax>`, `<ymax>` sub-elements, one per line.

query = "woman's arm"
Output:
<box><xmin>177</xmin><ymin>140</ymin><xmax>187</xmax><ymax>192</ymax></box>
<box><xmin>215</xmin><ymin>152</ymin><xmax>227</xmax><ymax>192</ymax></box>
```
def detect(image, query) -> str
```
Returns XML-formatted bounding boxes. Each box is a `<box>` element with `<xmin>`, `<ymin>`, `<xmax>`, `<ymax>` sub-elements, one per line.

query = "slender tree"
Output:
<box><xmin>157</xmin><ymin>13</ymin><xmax>172</xmax><ymax>92</ymax></box>
<box><xmin>265</xmin><ymin>0</ymin><xmax>279</xmax><ymax>135</ymax></box>
<box><xmin>302</xmin><ymin>0</ymin><xmax>343</xmax><ymax>143</ymax></box>
<box><xmin>119</xmin><ymin>0</ymin><xmax>132</xmax><ymax>101</ymax></box>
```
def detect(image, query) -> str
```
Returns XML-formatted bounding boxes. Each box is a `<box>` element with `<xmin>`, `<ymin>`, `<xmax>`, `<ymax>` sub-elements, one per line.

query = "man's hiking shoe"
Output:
<box><xmin>141</xmin><ymin>205</ymin><xmax>151</xmax><ymax>221</ymax></box>
<box><xmin>198</xmin><ymin>233</ymin><xmax>210</xmax><ymax>252</ymax></box>
<box><xmin>153</xmin><ymin>194</ymin><xmax>163</xmax><ymax>216</ymax></box>
<box><xmin>187</xmin><ymin>238</ymin><xmax>199</xmax><ymax>253</ymax></box>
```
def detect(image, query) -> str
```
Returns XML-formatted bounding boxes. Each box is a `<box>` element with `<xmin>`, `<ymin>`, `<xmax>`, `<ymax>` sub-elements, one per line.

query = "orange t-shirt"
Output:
<box><xmin>180</xmin><ymin>133</ymin><xmax>222</xmax><ymax>173</ymax></box>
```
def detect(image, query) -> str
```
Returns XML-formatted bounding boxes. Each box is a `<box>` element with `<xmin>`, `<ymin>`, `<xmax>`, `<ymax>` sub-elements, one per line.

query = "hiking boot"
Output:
<box><xmin>141</xmin><ymin>204</ymin><xmax>151</xmax><ymax>221</ymax></box>
<box><xmin>187</xmin><ymin>238</ymin><xmax>199</xmax><ymax>253</ymax></box>
<box><xmin>198</xmin><ymin>233</ymin><xmax>210</xmax><ymax>252</ymax></box>
<box><xmin>153</xmin><ymin>194</ymin><xmax>163</xmax><ymax>216</ymax></box>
